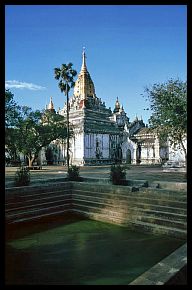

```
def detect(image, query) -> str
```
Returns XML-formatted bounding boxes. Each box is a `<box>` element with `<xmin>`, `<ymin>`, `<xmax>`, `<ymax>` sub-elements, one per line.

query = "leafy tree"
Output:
<box><xmin>5</xmin><ymin>127</ymin><xmax>19</xmax><ymax>162</ymax></box>
<box><xmin>5</xmin><ymin>89</ymin><xmax>20</xmax><ymax>128</ymax></box>
<box><xmin>13</xmin><ymin>107</ymin><xmax>68</xmax><ymax>167</ymax></box>
<box><xmin>5</xmin><ymin>90</ymin><xmax>21</xmax><ymax>161</ymax></box>
<box><xmin>143</xmin><ymin>79</ymin><xmax>187</xmax><ymax>166</ymax></box>
<box><xmin>54</xmin><ymin>63</ymin><xmax>77</xmax><ymax>169</ymax></box>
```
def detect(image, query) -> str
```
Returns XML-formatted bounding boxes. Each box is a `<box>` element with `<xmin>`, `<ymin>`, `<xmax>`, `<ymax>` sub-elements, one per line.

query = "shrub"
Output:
<box><xmin>123</xmin><ymin>164</ymin><xmax>131</xmax><ymax>170</ymax></box>
<box><xmin>110</xmin><ymin>164</ymin><xmax>127</xmax><ymax>185</ymax></box>
<box><xmin>67</xmin><ymin>165</ymin><xmax>80</xmax><ymax>181</ymax></box>
<box><xmin>14</xmin><ymin>166</ymin><xmax>30</xmax><ymax>187</ymax></box>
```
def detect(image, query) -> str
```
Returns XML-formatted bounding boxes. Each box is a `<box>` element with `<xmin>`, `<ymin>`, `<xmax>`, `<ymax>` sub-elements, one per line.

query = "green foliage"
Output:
<box><xmin>5</xmin><ymin>90</ymin><xmax>71</xmax><ymax>167</ymax></box>
<box><xmin>54</xmin><ymin>62</ymin><xmax>77</xmax><ymax>169</ymax></box>
<box><xmin>5</xmin><ymin>90</ymin><xmax>21</xmax><ymax>160</ymax></box>
<box><xmin>5</xmin><ymin>89</ymin><xmax>20</xmax><ymax>128</ymax></box>
<box><xmin>67</xmin><ymin>165</ymin><xmax>80</xmax><ymax>181</ymax></box>
<box><xmin>54</xmin><ymin>63</ymin><xmax>77</xmax><ymax>94</ymax></box>
<box><xmin>110</xmin><ymin>164</ymin><xmax>127</xmax><ymax>185</ymax></box>
<box><xmin>14</xmin><ymin>166</ymin><xmax>30</xmax><ymax>187</ymax></box>
<box><xmin>42</xmin><ymin>109</ymin><xmax>73</xmax><ymax>139</ymax></box>
<box><xmin>143</xmin><ymin>79</ymin><xmax>187</xmax><ymax>145</ymax></box>
<box><xmin>9</xmin><ymin>104</ymin><xmax>69</xmax><ymax>166</ymax></box>
<box><xmin>142</xmin><ymin>79</ymin><xmax>187</xmax><ymax>162</ymax></box>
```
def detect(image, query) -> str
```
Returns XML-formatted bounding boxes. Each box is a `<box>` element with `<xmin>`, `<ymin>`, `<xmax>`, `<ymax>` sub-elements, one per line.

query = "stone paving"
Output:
<box><xmin>5</xmin><ymin>164</ymin><xmax>187</xmax><ymax>188</ymax></box>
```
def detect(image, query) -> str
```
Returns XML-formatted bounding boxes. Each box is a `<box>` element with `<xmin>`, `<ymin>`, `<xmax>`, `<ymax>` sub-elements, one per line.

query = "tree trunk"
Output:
<box><xmin>180</xmin><ymin>138</ymin><xmax>187</xmax><ymax>170</ymax></box>
<box><xmin>28</xmin><ymin>156</ymin><xmax>35</xmax><ymax>167</ymax></box>
<box><xmin>179</xmin><ymin>138</ymin><xmax>187</xmax><ymax>180</ymax></box>
<box><xmin>184</xmin><ymin>153</ymin><xmax>187</xmax><ymax>178</ymax></box>
<box><xmin>66</xmin><ymin>84</ymin><xmax>70</xmax><ymax>171</ymax></box>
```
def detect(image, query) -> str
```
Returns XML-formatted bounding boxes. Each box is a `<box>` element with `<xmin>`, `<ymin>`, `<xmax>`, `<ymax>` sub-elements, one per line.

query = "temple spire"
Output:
<box><xmin>73</xmin><ymin>49</ymin><xmax>96</xmax><ymax>102</ymax></box>
<box><xmin>47</xmin><ymin>96</ymin><xmax>54</xmax><ymax>111</ymax></box>
<box><xmin>113</xmin><ymin>97</ymin><xmax>121</xmax><ymax>113</ymax></box>
<box><xmin>81</xmin><ymin>47</ymin><xmax>87</xmax><ymax>72</ymax></box>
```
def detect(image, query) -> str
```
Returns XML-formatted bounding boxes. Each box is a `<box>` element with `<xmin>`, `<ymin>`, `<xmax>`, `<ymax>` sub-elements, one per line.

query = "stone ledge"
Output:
<box><xmin>5</xmin><ymin>181</ymin><xmax>187</xmax><ymax>240</ymax></box>
<box><xmin>163</xmin><ymin>167</ymin><xmax>186</xmax><ymax>173</ymax></box>
<box><xmin>129</xmin><ymin>243</ymin><xmax>187</xmax><ymax>285</ymax></box>
<box><xmin>151</xmin><ymin>181</ymin><xmax>187</xmax><ymax>191</ymax></box>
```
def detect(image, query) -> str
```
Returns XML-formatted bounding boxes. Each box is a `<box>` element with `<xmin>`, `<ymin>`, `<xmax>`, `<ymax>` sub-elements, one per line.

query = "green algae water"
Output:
<box><xmin>6</xmin><ymin>214</ymin><xmax>184</xmax><ymax>285</ymax></box>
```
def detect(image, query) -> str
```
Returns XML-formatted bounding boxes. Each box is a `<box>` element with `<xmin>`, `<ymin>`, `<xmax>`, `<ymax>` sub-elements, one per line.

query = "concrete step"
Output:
<box><xmin>72</xmin><ymin>193</ymin><xmax>187</xmax><ymax>214</ymax></box>
<box><xmin>136</xmin><ymin>215</ymin><xmax>187</xmax><ymax>230</ymax></box>
<box><xmin>71</xmin><ymin>202</ymin><xmax>186</xmax><ymax>230</ymax></box>
<box><xmin>6</xmin><ymin>203</ymin><xmax>71</xmax><ymax>224</ymax></box>
<box><xmin>5</xmin><ymin>197</ymin><xmax>72</xmax><ymax>214</ymax></box>
<box><xmin>6</xmin><ymin>193</ymin><xmax>72</xmax><ymax>210</ymax></box>
<box><xmin>72</xmin><ymin>188</ymin><xmax>187</xmax><ymax>206</ymax></box>
<box><xmin>130</xmin><ymin>202</ymin><xmax>187</xmax><ymax>215</ymax></box>
<box><xmin>72</xmin><ymin>208</ymin><xmax>187</xmax><ymax>240</ymax></box>
<box><xmin>5</xmin><ymin>181</ymin><xmax>187</xmax><ymax>240</ymax></box>
<box><xmin>72</xmin><ymin>183</ymin><xmax>187</xmax><ymax>200</ymax></box>
<box><xmin>6</xmin><ymin>208</ymin><xmax>72</xmax><ymax>224</ymax></box>
<box><xmin>5</xmin><ymin>182</ymin><xmax>71</xmax><ymax>197</ymax></box>
<box><xmin>72</xmin><ymin>197</ymin><xmax>186</xmax><ymax>222</ymax></box>
<box><xmin>128</xmin><ymin>220</ymin><xmax>187</xmax><ymax>240</ymax></box>
<box><xmin>5</xmin><ymin>188</ymin><xmax>71</xmax><ymax>201</ymax></box>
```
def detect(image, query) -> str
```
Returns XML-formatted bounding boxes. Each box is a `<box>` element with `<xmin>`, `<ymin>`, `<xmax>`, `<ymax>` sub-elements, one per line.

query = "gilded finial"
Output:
<box><xmin>115</xmin><ymin>97</ymin><xmax>120</xmax><ymax>109</ymax></box>
<box><xmin>48</xmin><ymin>96</ymin><xmax>54</xmax><ymax>110</ymax></box>
<box><xmin>81</xmin><ymin>46</ymin><xmax>87</xmax><ymax>72</ymax></box>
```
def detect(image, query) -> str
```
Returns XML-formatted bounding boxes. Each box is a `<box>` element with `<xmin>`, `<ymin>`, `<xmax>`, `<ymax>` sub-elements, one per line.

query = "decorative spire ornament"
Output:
<box><xmin>81</xmin><ymin>47</ymin><xmax>87</xmax><ymax>72</ymax></box>
<box><xmin>48</xmin><ymin>96</ymin><xmax>54</xmax><ymax>110</ymax></box>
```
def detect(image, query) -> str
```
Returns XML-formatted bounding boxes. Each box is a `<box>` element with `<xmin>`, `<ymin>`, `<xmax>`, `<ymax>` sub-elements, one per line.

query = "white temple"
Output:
<box><xmin>40</xmin><ymin>50</ymin><xmax>185</xmax><ymax>166</ymax></box>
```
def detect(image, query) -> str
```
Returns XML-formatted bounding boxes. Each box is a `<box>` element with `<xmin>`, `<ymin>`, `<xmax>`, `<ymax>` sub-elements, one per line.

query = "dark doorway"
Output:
<box><xmin>126</xmin><ymin>149</ymin><xmax>131</xmax><ymax>164</ymax></box>
<box><xmin>136</xmin><ymin>145</ymin><xmax>141</xmax><ymax>164</ymax></box>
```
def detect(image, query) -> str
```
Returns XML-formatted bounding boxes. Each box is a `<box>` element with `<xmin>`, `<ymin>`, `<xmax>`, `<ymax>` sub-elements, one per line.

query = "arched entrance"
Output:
<box><xmin>136</xmin><ymin>144</ymin><xmax>141</xmax><ymax>164</ymax></box>
<box><xmin>126</xmin><ymin>149</ymin><xmax>131</xmax><ymax>164</ymax></box>
<box><xmin>114</xmin><ymin>145</ymin><xmax>122</xmax><ymax>164</ymax></box>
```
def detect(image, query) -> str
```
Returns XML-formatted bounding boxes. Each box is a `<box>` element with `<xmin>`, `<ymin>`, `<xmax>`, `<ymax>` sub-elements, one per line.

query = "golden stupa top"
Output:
<box><xmin>73</xmin><ymin>48</ymin><xmax>96</xmax><ymax>99</ymax></box>
<box><xmin>115</xmin><ymin>97</ymin><xmax>120</xmax><ymax>109</ymax></box>
<box><xmin>47</xmin><ymin>96</ymin><xmax>54</xmax><ymax>110</ymax></box>
<box><xmin>80</xmin><ymin>47</ymin><xmax>88</xmax><ymax>73</ymax></box>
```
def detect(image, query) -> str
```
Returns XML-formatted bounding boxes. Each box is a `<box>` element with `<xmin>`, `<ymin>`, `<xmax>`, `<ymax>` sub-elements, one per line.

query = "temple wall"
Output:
<box><xmin>72</xmin><ymin>133</ymin><xmax>84</xmax><ymax>161</ymax></box>
<box><xmin>84</xmin><ymin>133</ymin><xmax>95</xmax><ymax>158</ymax></box>
<box><xmin>84</xmin><ymin>133</ymin><xmax>110</xmax><ymax>159</ymax></box>
<box><xmin>154</xmin><ymin>137</ymin><xmax>160</xmax><ymax>160</ymax></box>
<box><xmin>168</xmin><ymin>139</ymin><xmax>187</xmax><ymax>163</ymax></box>
<box><xmin>121</xmin><ymin>139</ymin><xmax>135</xmax><ymax>162</ymax></box>
<box><xmin>160</xmin><ymin>147</ymin><xmax>169</xmax><ymax>161</ymax></box>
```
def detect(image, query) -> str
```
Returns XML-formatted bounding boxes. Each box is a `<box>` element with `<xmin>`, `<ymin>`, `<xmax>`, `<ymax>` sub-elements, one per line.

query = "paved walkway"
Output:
<box><xmin>5</xmin><ymin>164</ymin><xmax>186</xmax><ymax>187</ymax></box>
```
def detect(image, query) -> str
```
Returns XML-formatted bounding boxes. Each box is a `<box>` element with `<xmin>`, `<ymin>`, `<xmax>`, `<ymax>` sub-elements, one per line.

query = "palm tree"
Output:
<box><xmin>54</xmin><ymin>63</ymin><xmax>77</xmax><ymax>170</ymax></box>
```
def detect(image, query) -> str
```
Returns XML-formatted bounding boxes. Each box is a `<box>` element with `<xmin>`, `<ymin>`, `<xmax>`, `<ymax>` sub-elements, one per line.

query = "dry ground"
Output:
<box><xmin>5</xmin><ymin>164</ymin><xmax>186</xmax><ymax>187</ymax></box>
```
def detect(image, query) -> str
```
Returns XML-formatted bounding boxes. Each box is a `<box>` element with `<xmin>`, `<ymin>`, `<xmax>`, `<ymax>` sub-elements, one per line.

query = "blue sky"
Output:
<box><xmin>5</xmin><ymin>5</ymin><xmax>187</xmax><ymax>124</ymax></box>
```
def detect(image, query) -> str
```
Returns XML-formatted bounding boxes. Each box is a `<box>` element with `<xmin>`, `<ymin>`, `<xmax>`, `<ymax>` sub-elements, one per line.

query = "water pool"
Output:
<box><xmin>5</xmin><ymin>213</ymin><xmax>184</xmax><ymax>285</ymax></box>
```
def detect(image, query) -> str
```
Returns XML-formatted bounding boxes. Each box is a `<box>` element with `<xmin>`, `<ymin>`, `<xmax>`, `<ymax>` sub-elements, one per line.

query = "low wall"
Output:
<box><xmin>152</xmin><ymin>181</ymin><xmax>187</xmax><ymax>191</ymax></box>
<box><xmin>129</xmin><ymin>243</ymin><xmax>187</xmax><ymax>285</ymax></box>
<box><xmin>5</xmin><ymin>182</ymin><xmax>72</xmax><ymax>223</ymax></box>
<box><xmin>71</xmin><ymin>182</ymin><xmax>187</xmax><ymax>239</ymax></box>
<box><xmin>5</xmin><ymin>181</ymin><xmax>187</xmax><ymax>239</ymax></box>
